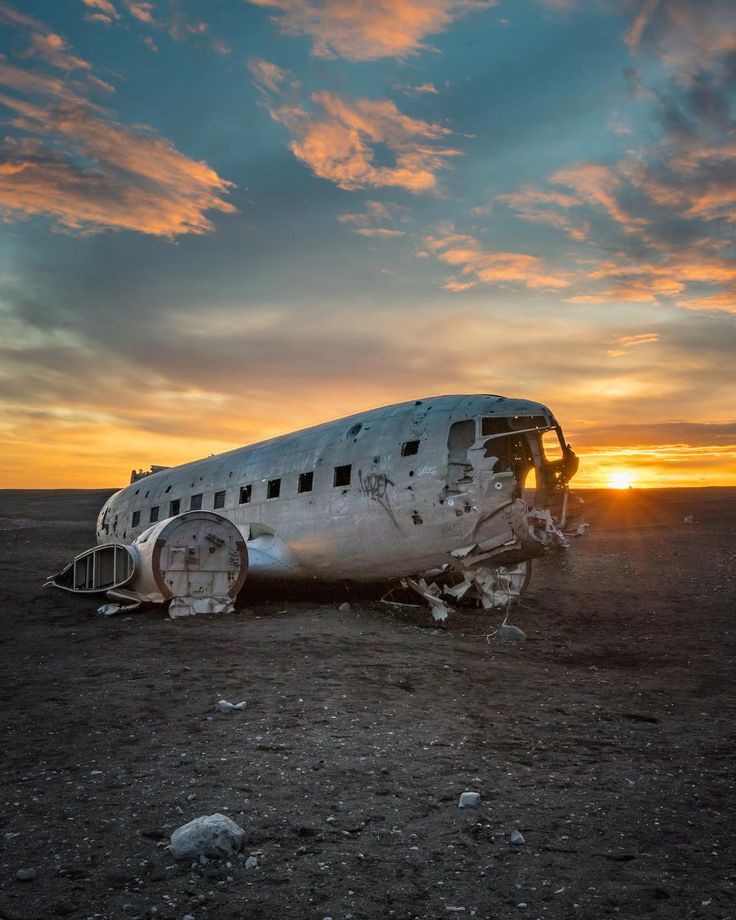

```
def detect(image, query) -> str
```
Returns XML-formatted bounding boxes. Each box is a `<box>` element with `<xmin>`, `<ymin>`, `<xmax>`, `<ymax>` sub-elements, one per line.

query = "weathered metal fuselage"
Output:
<box><xmin>95</xmin><ymin>394</ymin><xmax>578</xmax><ymax>587</ymax></box>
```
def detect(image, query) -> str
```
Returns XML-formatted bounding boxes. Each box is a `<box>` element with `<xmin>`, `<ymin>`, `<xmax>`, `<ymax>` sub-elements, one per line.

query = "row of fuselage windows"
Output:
<box><xmin>128</xmin><ymin>440</ymin><xmax>420</xmax><ymax>529</ymax></box>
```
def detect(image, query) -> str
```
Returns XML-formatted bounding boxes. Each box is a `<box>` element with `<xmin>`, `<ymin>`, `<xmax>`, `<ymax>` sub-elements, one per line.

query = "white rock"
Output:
<box><xmin>338</xmin><ymin>602</ymin><xmax>351</xmax><ymax>612</ymax></box>
<box><xmin>510</xmin><ymin>829</ymin><xmax>525</xmax><ymax>845</ymax></box>
<box><xmin>458</xmin><ymin>792</ymin><xmax>481</xmax><ymax>808</ymax></box>
<box><xmin>215</xmin><ymin>700</ymin><xmax>246</xmax><ymax>713</ymax></box>
<box><xmin>169</xmin><ymin>814</ymin><xmax>247</xmax><ymax>860</ymax></box>
<box><xmin>245</xmin><ymin>855</ymin><xmax>258</xmax><ymax>869</ymax></box>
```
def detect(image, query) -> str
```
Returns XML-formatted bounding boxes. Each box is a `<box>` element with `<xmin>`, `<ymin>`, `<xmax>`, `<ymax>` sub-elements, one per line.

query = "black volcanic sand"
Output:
<box><xmin>0</xmin><ymin>488</ymin><xmax>735</xmax><ymax>920</ymax></box>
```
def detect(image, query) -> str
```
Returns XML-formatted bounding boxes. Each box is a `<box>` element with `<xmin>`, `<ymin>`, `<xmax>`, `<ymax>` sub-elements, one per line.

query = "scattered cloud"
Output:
<box><xmin>607</xmin><ymin>331</ymin><xmax>660</xmax><ymax>355</ymax></box>
<box><xmin>338</xmin><ymin>199</ymin><xmax>407</xmax><ymax>237</ymax></box>
<box><xmin>248</xmin><ymin>57</ymin><xmax>290</xmax><ymax>92</ymax></box>
<box><xmin>617</xmin><ymin>333</ymin><xmax>660</xmax><ymax>347</ymax></box>
<box><xmin>426</xmin><ymin>230</ymin><xmax>571</xmax><ymax>291</ymax></box>
<box><xmin>551</xmin><ymin>162</ymin><xmax>647</xmax><ymax>232</ymax></box>
<box><xmin>25</xmin><ymin>31</ymin><xmax>92</xmax><ymax>71</ymax></box>
<box><xmin>676</xmin><ymin>291</ymin><xmax>736</xmax><ymax>314</ymax></box>
<box><xmin>0</xmin><ymin>4</ymin><xmax>235</xmax><ymax>236</ymax></box>
<box><xmin>254</xmin><ymin>74</ymin><xmax>463</xmax><ymax>192</ymax></box>
<box><xmin>625</xmin><ymin>0</ymin><xmax>736</xmax><ymax>80</ymax></box>
<box><xmin>81</xmin><ymin>0</ymin><xmax>120</xmax><ymax>23</ymax></box>
<box><xmin>497</xmin><ymin>185</ymin><xmax>589</xmax><ymax>240</ymax></box>
<box><xmin>246</xmin><ymin>0</ymin><xmax>495</xmax><ymax>61</ymax></box>
<box><xmin>122</xmin><ymin>1</ymin><xmax>158</xmax><ymax>26</ymax></box>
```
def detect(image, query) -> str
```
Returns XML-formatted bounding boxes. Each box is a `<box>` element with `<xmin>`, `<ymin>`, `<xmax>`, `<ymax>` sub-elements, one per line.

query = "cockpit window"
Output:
<box><xmin>484</xmin><ymin>434</ymin><xmax>534</xmax><ymax>473</ymax></box>
<box><xmin>481</xmin><ymin>417</ymin><xmax>511</xmax><ymax>436</ymax></box>
<box><xmin>541</xmin><ymin>428</ymin><xmax>565</xmax><ymax>461</ymax></box>
<box><xmin>482</xmin><ymin>415</ymin><xmax>549</xmax><ymax>436</ymax></box>
<box><xmin>509</xmin><ymin>415</ymin><xmax>549</xmax><ymax>431</ymax></box>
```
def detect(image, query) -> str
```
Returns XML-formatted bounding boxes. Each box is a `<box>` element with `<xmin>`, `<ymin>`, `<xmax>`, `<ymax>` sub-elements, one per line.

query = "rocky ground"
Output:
<box><xmin>0</xmin><ymin>487</ymin><xmax>734</xmax><ymax>920</ymax></box>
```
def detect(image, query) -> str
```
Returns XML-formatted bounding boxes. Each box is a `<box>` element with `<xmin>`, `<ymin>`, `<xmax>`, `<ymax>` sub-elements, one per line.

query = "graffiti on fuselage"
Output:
<box><xmin>358</xmin><ymin>470</ymin><xmax>399</xmax><ymax>529</ymax></box>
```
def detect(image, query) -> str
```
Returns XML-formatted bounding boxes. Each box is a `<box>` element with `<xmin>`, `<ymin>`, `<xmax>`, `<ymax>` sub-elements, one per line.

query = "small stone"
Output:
<box><xmin>458</xmin><ymin>792</ymin><xmax>481</xmax><ymax>808</ymax></box>
<box><xmin>245</xmin><ymin>856</ymin><xmax>258</xmax><ymax>869</ymax></box>
<box><xmin>170</xmin><ymin>814</ymin><xmax>247</xmax><ymax>861</ymax></box>
<box><xmin>215</xmin><ymin>700</ymin><xmax>234</xmax><ymax>713</ymax></box>
<box><xmin>16</xmin><ymin>868</ymin><xmax>36</xmax><ymax>882</ymax></box>
<box><xmin>326</xmin><ymin>816</ymin><xmax>337</xmax><ymax>824</ymax></box>
<box><xmin>510</xmin><ymin>830</ymin><xmax>525</xmax><ymax>846</ymax></box>
<box><xmin>183</xmin><ymin>915</ymin><xmax>196</xmax><ymax>920</ymax></box>
<box><xmin>338</xmin><ymin>602</ymin><xmax>351</xmax><ymax>612</ymax></box>
<box><xmin>493</xmin><ymin>625</ymin><xmax>526</xmax><ymax>648</ymax></box>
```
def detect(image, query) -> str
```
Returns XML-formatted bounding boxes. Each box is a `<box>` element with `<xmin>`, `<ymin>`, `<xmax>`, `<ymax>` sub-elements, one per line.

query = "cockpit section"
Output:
<box><xmin>445</xmin><ymin>412</ymin><xmax>579</xmax><ymax>527</ymax></box>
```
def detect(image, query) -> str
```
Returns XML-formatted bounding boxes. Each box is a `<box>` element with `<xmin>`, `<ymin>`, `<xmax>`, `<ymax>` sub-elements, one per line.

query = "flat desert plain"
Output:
<box><xmin>0</xmin><ymin>487</ymin><xmax>734</xmax><ymax>920</ymax></box>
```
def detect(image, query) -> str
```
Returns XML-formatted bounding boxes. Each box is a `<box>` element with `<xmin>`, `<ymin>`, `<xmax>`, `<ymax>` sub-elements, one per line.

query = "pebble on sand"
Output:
<box><xmin>16</xmin><ymin>868</ymin><xmax>36</xmax><ymax>882</ymax></box>
<box><xmin>493</xmin><ymin>625</ymin><xmax>527</xmax><ymax>647</ymax></box>
<box><xmin>458</xmin><ymin>792</ymin><xmax>481</xmax><ymax>808</ymax></box>
<box><xmin>169</xmin><ymin>814</ymin><xmax>247</xmax><ymax>860</ymax></box>
<box><xmin>215</xmin><ymin>700</ymin><xmax>246</xmax><ymax>713</ymax></box>
<box><xmin>510</xmin><ymin>829</ymin><xmax>525</xmax><ymax>845</ymax></box>
<box><xmin>338</xmin><ymin>602</ymin><xmax>351</xmax><ymax>612</ymax></box>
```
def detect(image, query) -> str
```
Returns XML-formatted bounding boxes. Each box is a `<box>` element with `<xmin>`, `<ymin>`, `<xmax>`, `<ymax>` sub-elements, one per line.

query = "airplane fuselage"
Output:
<box><xmin>96</xmin><ymin>394</ymin><xmax>578</xmax><ymax>585</ymax></box>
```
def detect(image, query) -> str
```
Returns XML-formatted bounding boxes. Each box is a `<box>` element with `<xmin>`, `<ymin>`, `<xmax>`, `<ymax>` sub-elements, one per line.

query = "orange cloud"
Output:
<box><xmin>551</xmin><ymin>162</ymin><xmax>647</xmax><ymax>231</ymax></box>
<box><xmin>81</xmin><ymin>0</ymin><xmax>120</xmax><ymax>20</ymax></box>
<box><xmin>426</xmin><ymin>230</ymin><xmax>571</xmax><ymax>291</ymax></box>
<box><xmin>676</xmin><ymin>292</ymin><xmax>736</xmax><ymax>313</ymax></box>
<box><xmin>497</xmin><ymin>185</ymin><xmax>589</xmax><ymax>240</ymax></box>
<box><xmin>625</xmin><ymin>0</ymin><xmax>736</xmax><ymax>78</ymax></box>
<box><xmin>247</xmin><ymin>0</ymin><xmax>494</xmax><ymax>61</ymax></box>
<box><xmin>268</xmin><ymin>90</ymin><xmax>462</xmax><ymax>192</ymax></box>
<box><xmin>338</xmin><ymin>199</ymin><xmax>407</xmax><ymax>237</ymax></box>
<box><xmin>617</xmin><ymin>332</ymin><xmax>660</xmax><ymax>347</ymax></box>
<box><xmin>247</xmin><ymin>57</ymin><xmax>290</xmax><ymax>92</ymax></box>
<box><xmin>123</xmin><ymin>1</ymin><xmax>157</xmax><ymax>26</ymax></box>
<box><xmin>25</xmin><ymin>32</ymin><xmax>92</xmax><ymax>71</ymax></box>
<box><xmin>0</xmin><ymin>101</ymin><xmax>235</xmax><ymax>235</ymax></box>
<box><xmin>0</xmin><ymin>7</ymin><xmax>235</xmax><ymax>236</ymax></box>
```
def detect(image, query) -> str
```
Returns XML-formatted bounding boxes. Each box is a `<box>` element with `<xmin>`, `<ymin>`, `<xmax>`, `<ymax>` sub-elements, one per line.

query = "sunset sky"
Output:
<box><xmin>1</xmin><ymin>0</ymin><xmax>735</xmax><ymax>489</ymax></box>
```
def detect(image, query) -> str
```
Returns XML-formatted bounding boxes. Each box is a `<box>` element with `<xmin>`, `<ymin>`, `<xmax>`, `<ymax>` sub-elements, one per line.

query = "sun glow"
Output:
<box><xmin>608</xmin><ymin>470</ymin><xmax>635</xmax><ymax>490</ymax></box>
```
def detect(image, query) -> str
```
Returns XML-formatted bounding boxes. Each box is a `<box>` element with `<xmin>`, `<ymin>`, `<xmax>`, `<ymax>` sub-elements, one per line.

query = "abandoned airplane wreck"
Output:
<box><xmin>48</xmin><ymin>394</ymin><xmax>580</xmax><ymax>619</ymax></box>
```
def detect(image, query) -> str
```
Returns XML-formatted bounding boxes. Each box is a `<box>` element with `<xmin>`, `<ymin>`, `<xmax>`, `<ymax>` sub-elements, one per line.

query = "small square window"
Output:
<box><xmin>169</xmin><ymin>499</ymin><xmax>180</xmax><ymax>517</ymax></box>
<box><xmin>239</xmin><ymin>484</ymin><xmax>252</xmax><ymax>504</ymax></box>
<box><xmin>132</xmin><ymin>510</ymin><xmax>140</xmax><ymax>527</ymax></box>
<box><xmin>190</xmin><ymin>493</ymin><xmax>202</xmax><ymax>511</ymax></box>
<box><xmin>401</xmin><ymin>440</ymin><xmax>420</xmax><ymax>456</ymax></box>
<box><xmin>267</xmin><ymin>478</ymin><xmax>281</xmax><ymax>499</ymax></box>
<box><xmin>298</xmin><ymin>471</ymin><xmax>313</xmax><ymax>493</ymax></box>
<box><xmin>334</xmin><ymin>464</ymin><xmax>352</xmax><ymax>487</ymax></box>
<box><xmin>214</xmin><ymin>490</ymin><xmax>226</xmax><ymax>509</ymax></box>
<box><xmin>149</xmin><ymin>506</ymin><xmax>159</xmax><ymax>523</ymax></box>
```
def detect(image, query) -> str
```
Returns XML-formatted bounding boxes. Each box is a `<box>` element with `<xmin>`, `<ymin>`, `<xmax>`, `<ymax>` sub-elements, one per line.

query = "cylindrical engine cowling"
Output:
<box><xmin>127</xmin><ymin>511</ymin><xmax>248</xmax><ymax>604</ymax></box>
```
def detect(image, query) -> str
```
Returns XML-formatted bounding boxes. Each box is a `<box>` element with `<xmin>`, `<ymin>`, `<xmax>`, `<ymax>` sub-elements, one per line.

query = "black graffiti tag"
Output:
<box><xmin>358</xmin><ymin>471</ymin><xmax>399</xmax><ymax>529</ymax></box>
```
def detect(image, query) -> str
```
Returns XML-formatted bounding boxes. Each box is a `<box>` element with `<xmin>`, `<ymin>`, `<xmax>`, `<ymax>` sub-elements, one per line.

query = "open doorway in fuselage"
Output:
<box><xmin>446</xmin><ymin>419</ymin><xmax>476</xmax><ymax>493</ymax></box>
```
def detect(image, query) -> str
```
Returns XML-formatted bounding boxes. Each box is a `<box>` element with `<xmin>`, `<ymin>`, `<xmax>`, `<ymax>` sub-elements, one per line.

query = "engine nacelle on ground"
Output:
<box><xmin>47</xmin><ymin>512</ymin><xmax>248</xmax><ymax>617</ymax></box>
